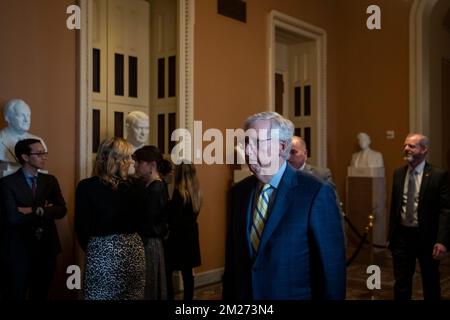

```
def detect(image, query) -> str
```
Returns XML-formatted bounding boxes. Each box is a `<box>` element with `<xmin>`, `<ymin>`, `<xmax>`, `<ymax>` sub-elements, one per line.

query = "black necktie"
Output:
<box><xmin>405</xmin><ymin>170</ymin><xmax>416</xmax><ymax>225</ymax></box>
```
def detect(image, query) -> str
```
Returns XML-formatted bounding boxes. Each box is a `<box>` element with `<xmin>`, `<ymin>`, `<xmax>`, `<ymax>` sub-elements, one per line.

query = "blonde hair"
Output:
<box><xmin>93</xmin><ymin>137</ymin><xmax>133</xmax><ymax>189</ymax></box>
<box><xmin>174</xmin><ymin>162</ymin><xmax>202</xmax><ymax>214</ymax></box>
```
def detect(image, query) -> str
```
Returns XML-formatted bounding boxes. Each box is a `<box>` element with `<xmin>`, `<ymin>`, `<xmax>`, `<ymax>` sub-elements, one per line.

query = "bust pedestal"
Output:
<box><xmin>347</xmin><ymin>166</ymin><xmax>384</xmax><ymax>177</ymax></box>
<box><xmin>346</xmin><ymin>167</ymin><xmax>386</xmax><ymax>249</ymax></box>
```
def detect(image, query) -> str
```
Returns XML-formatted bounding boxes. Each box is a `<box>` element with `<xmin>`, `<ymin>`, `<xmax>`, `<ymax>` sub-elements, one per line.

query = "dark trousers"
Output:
<box><xmin>166</xmin><ymin>268</ymin><xmax>194</xmax><ymax>300</ymax></box>
<box><xmin>390</xmin><ymin>225</ymin><xmax>441</xmax><ymax>300</ymax></box>
<box><xmin>180</xmin><ymin>268</ymin><xmax>194</xmax><ymax>300</ymax></box>
<box><xmin>163</xmin><ymin>240</ymin><xmax>195</xmax><ymax>300</ymax></box>
<box><xmin>164</xmin><ymin>241</ymin><xmax>174</xmax><ymax>300</ymax></box>
<box><xmin>3</xmin><ymin>253</ymin><xmax>56</xmax><ymax>301</ymax></box>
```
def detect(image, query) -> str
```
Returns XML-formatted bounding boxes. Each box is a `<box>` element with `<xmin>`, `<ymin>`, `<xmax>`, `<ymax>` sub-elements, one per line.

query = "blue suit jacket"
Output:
<box><xmin>223</xmin><ymin>164</ymin><xmax>346</xmax><ymax>300</ymax></box>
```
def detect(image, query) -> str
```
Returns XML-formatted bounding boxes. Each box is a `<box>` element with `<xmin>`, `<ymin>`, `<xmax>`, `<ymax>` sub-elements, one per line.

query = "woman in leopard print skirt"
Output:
<box><xmin>75</xmin><ymin>138</ymin><xmax>148</xmax><ymax>300</ymax></box>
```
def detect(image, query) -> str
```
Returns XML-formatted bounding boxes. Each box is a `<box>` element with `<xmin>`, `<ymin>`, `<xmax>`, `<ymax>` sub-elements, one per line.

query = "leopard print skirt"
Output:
<box><xmin>83</xmin><ymin>233</ymin><xmax>145</xmax><ymax>300</ymax></box>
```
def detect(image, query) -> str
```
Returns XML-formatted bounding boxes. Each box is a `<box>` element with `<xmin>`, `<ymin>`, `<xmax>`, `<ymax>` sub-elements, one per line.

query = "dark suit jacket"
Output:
<box><xmin>223</xmin><ymin>164</ymin><xmax>346</xmax><ymax>300</ymax></box>
<box><xmin>302</xmin><ymin>163</ymin><xmax>341</xmax><ymax>207</ymax></box>
<box><xmin>0</xmin><ymin>169</ymin><xmax>67</xmax><ymax>264</ymax></box>
<box><xmin>388</xmin><ymin>162</ymin><xmax>450</xmax><ymax>250</ymax></box>
<box><xmin>304</xmin><ymin>164</ymin><xmax>333</xmax><ymax>186</ymax></box>
<box><xmin>302</xmin><ymin>163</ymin><xmax>346</xmax><ymax>245</ymax></box>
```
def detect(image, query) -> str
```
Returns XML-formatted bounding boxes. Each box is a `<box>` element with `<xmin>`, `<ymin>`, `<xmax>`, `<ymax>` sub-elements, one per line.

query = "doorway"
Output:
<box><xmin>409</xmin><ymin>0</ymin><xmax>450</xmax><ymax>168</ymax></box>
<box><xmin>78</xmin><ymin>0</ymin><xmax>194</xmax><ymax>179</ymax></box>
<box><xmin>268</xmin><ymin>11</ymin><xmax>327</xmax><ymax>167</ymax></box>
<box><xmin>442</xmin><ymin>59</ymin><xmax>450</xmax><ymax>169</ymax></box>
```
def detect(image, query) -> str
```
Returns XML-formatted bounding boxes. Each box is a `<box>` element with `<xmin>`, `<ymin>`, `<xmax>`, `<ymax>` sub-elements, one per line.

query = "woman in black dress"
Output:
<box><xmin>75</xmin><ymin>137</ymin><xmax>147</xmax><ymax>300</ymax></box>
<box><xmin>133</xmin><ymin>145</ymin><xmax>172</xmax><ymax>300</ymax></box>
<box><xmin>166</xmin><ymin>162</ymin><xmax>202</xmax><ymax>300</ymax></box>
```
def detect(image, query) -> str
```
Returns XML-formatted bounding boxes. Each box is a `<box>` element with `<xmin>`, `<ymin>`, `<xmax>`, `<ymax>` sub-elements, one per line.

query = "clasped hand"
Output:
<box><xmin>17</xmin><ymin>202</ymin><xmax>54</xmax><ymax>215</ymax></box>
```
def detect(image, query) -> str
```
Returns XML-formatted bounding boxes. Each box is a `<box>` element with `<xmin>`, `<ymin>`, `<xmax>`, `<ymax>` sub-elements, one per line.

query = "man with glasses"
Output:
<box><xmin>0</xmin><ymin>139</ymin><xmax>67</xmax><ymax>300</ymax></box>
<box><xmin>223</xmin><ymin>112</ymin><xmax>346</xmax><ymax>300</ymax></box>
<box><xmin>0</xmin><ymin>99</ymin><xmax>47</xmax><ymax>177</ymax></box>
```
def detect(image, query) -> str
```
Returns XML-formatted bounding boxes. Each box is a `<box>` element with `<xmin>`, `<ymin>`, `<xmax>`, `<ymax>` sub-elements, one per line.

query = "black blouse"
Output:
<box><xmin>140</xmin><ymin>179</ymin><xmax>169</xmax><ymax>239</ymax></box>
<box><xmin>74</xmin><ymin>176</ymin><xmax>147</xmax><ymax>251</ymax></box>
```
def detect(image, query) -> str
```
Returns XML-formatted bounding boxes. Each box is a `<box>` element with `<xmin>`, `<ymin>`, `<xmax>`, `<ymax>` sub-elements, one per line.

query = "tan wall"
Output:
<box><xmin>0</xmin><ymin>0</ymin><xmax>76</xmax><ymax>298</ymax></box>
<box><xmin>335</xmin><ymin>0</ymin><xmax>412</xmax><ymax>218</ymax></box>
<box><xmin>0</xmin><ymin>0</ymin><xmax>419</xmax><ymax>295</ymax></box>
<box><xmin>194</xmin><ymin>0</ymin><xmax>338</xmax><ymax>272</ymax></box>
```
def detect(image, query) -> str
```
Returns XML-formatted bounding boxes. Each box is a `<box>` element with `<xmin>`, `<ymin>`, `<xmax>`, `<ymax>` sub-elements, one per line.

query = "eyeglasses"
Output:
<box><xmin>244</xmin><ymin>137</ymin><xmax>272</xmax><ymax>149</ymax></box>
<box><xmin>29</xmin><ymin>152</ymin><xmax>48</xmax><ymax>157</ymax></box>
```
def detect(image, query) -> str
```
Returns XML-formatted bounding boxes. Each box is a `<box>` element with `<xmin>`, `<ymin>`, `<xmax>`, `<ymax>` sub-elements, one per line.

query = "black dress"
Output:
<box><xmin>141</xmin><ymin>179</ymin><xmax>169</xmax><ymax>300</ymax></box>
<box><xmin>166</xmin><ymin>189</ymin><xmax>201</xmax><ymax>270</ymax></box>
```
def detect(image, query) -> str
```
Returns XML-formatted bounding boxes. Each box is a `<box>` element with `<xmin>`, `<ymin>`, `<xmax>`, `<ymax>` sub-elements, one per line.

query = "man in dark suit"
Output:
<box><xmin>288</xmin><ymin>135</ymin><xmax>334</xmax><ymax>184</ymax></box>
<box><xmin>288</xmin><ymin>135</ymin><xmax>346</xmax><ymax>246</ymax></box>
<box><xmin>223</xmin><ymin>112</ymin><xmax>346</xmax><ymax>300</ymax></box>
<box><xmin>388</xmin><ymin>133</ymin><xmax>450</xmax><ymax>300</ymax></box>
<box><xmin>0</xmin><ymin>138</ymin><xmax>67</xmax><ymax>300</ymax></box>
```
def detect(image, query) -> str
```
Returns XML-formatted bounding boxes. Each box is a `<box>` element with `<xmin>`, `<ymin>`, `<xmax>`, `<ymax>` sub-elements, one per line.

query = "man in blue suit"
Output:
<box><xmin>223</xmin><ymin>112</ymin><xmax>346</xmax><ymax>300</ymax></box>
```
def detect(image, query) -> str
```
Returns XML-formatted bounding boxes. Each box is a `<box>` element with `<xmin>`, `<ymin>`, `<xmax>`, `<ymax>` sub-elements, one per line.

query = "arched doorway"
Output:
<box><xmin>410</xmin><ymin>0</ymin><xmax>450</xmax><ymax>168</ymax></box>
<box><xmin>268</xmin><ymin>11</ymin><xmax>328</xmax><ymax>167</ymax></box>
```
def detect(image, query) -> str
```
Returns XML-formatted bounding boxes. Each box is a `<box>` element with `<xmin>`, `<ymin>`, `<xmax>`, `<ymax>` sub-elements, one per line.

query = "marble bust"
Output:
<box><xmin>125</xmin><ymin>111</ymin><xmax>150</xmax><ymax>152</ymax></box>
<box><xmin>0</xmin><ymin>99</ymin><xmax>47</xmax><ymax>176</ymax></box>
<box><xmin>350</xmin><ymin>132</ymin><xmax>384</xmax><ymax>168</ymax></box>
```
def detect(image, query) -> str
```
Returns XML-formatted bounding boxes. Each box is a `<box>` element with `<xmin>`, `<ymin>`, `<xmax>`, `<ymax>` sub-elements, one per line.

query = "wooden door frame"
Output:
<box><xmin>442</xmin><ymin>58</ymin><xmax>450</xmax><ymax>169</ymax></box>
<box><xmin>409</xmin><ymin>0</ymin><xmax>439</xmax><ymax>134</ymax></box>
<box><xmin>77</xmin><ymin>0</ymin><xmax>195</xmax><ymax>180</ymax></box>
<box><xmin>275</xmin><ymin>70</ymin><xmax>288</xmax><ymax>116</ymax></box>
<box><xmin>268</xmin><ymin>10</ymin><xmax>327</xmax><ymax>167</ymax></box>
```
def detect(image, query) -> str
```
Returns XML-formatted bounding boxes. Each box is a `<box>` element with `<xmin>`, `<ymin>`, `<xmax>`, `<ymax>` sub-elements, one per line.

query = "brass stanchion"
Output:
<box><xmin>367</xmin><ymin>213</ymin><xmax>375</xmax><ymax>300</ymax></box>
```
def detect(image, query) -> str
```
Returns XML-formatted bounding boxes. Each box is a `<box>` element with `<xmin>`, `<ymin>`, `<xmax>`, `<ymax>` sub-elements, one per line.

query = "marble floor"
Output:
<box><xmin>345</xmin><ymin>246</ymin><xmax>450</xmax><ymax>300</ymax></box>
<box><xmin>185</xmin><ymin>245</ymin><xmax>450</xmax><ymax>300</ymax></box>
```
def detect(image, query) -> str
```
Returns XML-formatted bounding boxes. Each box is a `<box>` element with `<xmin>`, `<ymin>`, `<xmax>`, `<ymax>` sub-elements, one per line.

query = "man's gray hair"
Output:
<box><xmin>244</xmin><ymin>111</ymin><xmax>294</xmax><ymax>160</ymax></box>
